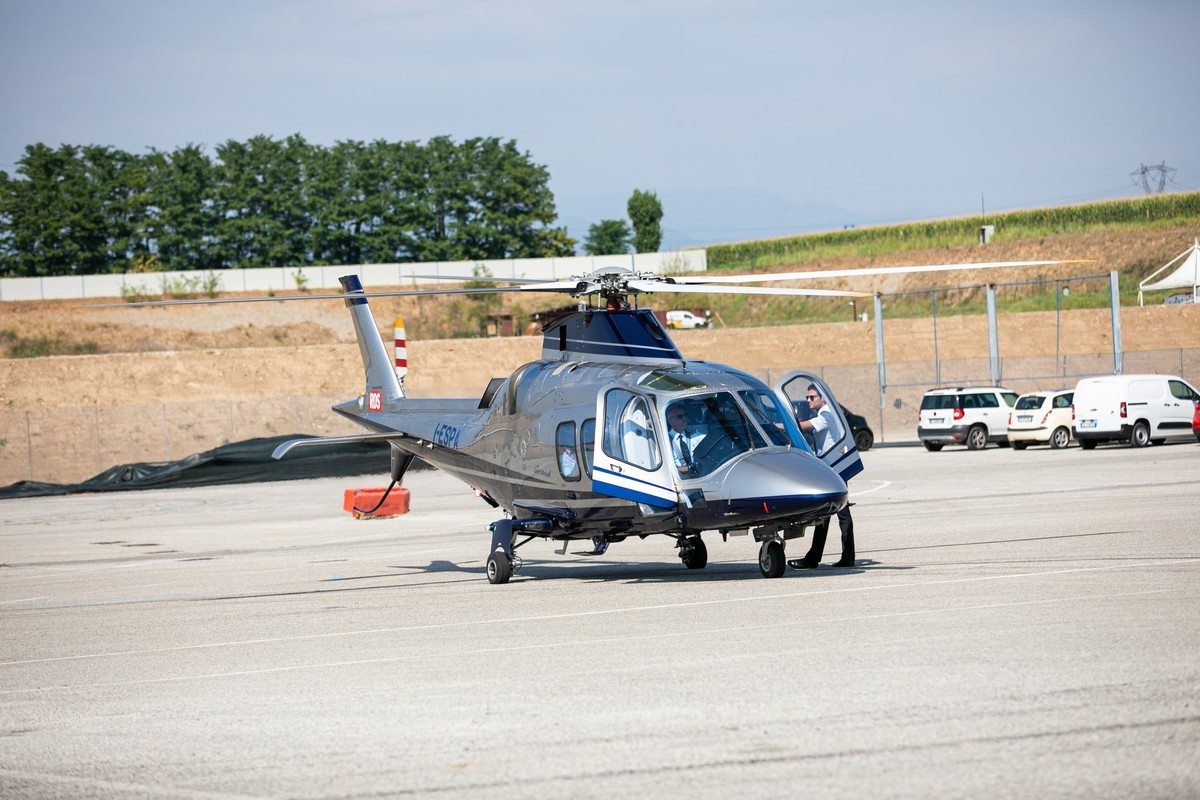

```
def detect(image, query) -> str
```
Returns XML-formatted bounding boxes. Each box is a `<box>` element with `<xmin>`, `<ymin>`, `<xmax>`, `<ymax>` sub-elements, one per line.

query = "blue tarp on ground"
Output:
<box><xmin>0</xmin><ymin>435</ymin><xmax>396</xmax><ymax>499</ymax></box>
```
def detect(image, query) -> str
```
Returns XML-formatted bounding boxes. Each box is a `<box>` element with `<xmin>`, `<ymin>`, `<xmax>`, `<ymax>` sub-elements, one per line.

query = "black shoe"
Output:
<box><xmin>788</xmin><ymin>558</ymin><xmax>819</xmax><ymax>569</ymax></box>
<box><xmin>829</xmin><ymin>560</ymin><xmax>855</xmax><ymax>568</ymax></box>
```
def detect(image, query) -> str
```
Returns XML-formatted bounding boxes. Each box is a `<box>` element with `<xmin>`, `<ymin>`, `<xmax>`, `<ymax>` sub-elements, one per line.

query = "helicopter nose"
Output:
<box><xmin>684</xmin><ymin>450</ymin><xmax>847</xmax><ymax>527</ymax></box>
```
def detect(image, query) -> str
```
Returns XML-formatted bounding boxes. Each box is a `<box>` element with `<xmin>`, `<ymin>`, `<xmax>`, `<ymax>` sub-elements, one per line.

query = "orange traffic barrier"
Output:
<box><xmin>343</xmin><ymin>487</ymin><xmax>411</xmax><ymax>519</ymax></box>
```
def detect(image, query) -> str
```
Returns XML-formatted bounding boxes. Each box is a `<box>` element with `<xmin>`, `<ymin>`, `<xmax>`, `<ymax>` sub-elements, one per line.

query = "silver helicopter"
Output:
<box><xmin>268</xmin><ymin>260</ymin><xmax>1068</xmax><ymax>583</ymax></box>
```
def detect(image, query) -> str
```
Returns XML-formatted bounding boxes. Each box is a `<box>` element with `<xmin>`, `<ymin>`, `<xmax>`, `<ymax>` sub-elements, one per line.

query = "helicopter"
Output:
<box><xmin>261</xmin><ymin>259</ymin><xmax>1072</xmax><ymax>584</ymax></box>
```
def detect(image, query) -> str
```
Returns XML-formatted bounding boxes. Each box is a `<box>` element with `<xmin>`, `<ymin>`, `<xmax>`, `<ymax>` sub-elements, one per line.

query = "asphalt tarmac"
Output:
<box><xmin>2</xmin><ymin>441</ymin><xmax>1198</xmax><ymax>799</ymax></box>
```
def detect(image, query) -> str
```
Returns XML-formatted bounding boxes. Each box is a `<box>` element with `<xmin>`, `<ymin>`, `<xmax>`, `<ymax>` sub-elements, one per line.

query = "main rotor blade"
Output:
<box><xmin>670</xmin><ymin>259</ymin><xmax>1090</xmax><ymax>285</ymax></box>
<box><xmin>626</xmin><ymin>280</ymin><xmax>870</xmax><ymax>297</ymax></box>
<box><xmin>407</xmin><ymin>274</ymin><xmax>546</xmax><ymax>284</ymax></box>
<box><xmin>84</xmin><ymin>282</ymin><xmax>574</xmax><ymax>308</ymax></box>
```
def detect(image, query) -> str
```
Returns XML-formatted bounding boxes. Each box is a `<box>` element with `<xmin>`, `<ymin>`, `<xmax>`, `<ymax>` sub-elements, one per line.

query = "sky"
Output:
<box><xmin>2</xmin><ymin>0</ymin><xmax>1197</xmax><ymax>250</ymax></box>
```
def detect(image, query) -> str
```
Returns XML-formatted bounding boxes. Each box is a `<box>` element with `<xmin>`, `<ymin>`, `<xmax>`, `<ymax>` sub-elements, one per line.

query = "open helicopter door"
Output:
<box><xmin>592</xmin><ymin>387</ymin><xmax>680</xmax><ymax>511</ymax></box>
<box><xmin>774</xmin><ymin>371</ymin><xmax>863</xmax><ymax>483</ymax></box>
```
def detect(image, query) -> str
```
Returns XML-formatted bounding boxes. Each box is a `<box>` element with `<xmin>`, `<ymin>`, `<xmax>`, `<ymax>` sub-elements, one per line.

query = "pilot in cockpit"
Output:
<box><xmin>665</xmin><ymin>401</ymin><xmax>706</xmax><ymax>476</ymax></box>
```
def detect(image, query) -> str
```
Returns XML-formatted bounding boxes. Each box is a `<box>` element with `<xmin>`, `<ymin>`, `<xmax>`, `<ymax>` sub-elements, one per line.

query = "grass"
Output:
<box><xmin>1</xmin><ymin>330</ymin><xmax>100</xmax><ymax>358</ymax></box>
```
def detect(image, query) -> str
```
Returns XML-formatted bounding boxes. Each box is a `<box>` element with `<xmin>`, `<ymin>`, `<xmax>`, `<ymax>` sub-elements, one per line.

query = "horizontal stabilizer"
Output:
<box><xmin>272</xmin><ymin>432</ymin><xmax>408</xmax><ymax>460</ymax></box>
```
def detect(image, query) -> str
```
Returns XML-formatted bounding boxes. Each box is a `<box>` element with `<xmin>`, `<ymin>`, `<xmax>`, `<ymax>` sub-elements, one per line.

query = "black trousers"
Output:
<box><xmin>804</xmin><ymin>505</ymin><xmax>855</xmax><ymax>563</ymax></box>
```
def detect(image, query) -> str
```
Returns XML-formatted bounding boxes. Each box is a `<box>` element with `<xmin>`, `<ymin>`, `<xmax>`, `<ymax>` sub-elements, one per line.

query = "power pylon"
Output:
<box><xmin>1130</xmin><ymin>161</ymin><xmax>1176</xmax><ymax>194</ymax></box>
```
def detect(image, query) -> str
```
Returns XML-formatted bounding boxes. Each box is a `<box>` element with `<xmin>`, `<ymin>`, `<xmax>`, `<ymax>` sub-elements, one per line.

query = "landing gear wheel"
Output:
<box><xmin>1131</xmin><ymin>421</ymin><xmax>1150</xmax><ymax>448</ymax></box>
<box><xmin>486</xmin><ymin>551</ymin><xmax>512</xmax><ymax>584</ymax></box>
<box><xmin>680</xmin><ymin>536</ymin><xmax>708</xmax><ymax>570</ymax></box>
<box><xmin>966</xmin><ymin>425</ymin><xmax>988</xmax><ymax>450</ymax></box>
<box><xmin>1012</xmin><ymin>441</ymin><xmax>1028</xmax><ymax>450</ymax></box>
<box><xmin>1050</xmin><ymin>426</ymin><xmax>1070</xmax><ymax>449</ymax></box>
<box><xmin>923</xmin><ymin>441</ymin><xmax>943</xmax><ymax>452</ymax></box>
<box><xmin>758</xmin><ymin>540</ymin><xmax>785</xmax><ymax>579</ymax></box>
<box><xmin>1080</xmin><ymin>439</ymin><xmax>1097</xmax><ymax>450</ymax></box>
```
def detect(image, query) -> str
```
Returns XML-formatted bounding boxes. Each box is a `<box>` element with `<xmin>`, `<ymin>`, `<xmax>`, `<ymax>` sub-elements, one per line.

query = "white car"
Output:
<box><xmin>918</xmin><ymin>386</ymin><xmax>1019</xmax><ymax>451</ymax></box>
<box><xmin>1008</xmin><ymin>390</ymin><xmax>1074</xmax><ymax>449</ymax></box>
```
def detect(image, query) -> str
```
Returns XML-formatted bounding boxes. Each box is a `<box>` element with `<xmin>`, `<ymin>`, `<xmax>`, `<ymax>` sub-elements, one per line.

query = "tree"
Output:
<box><xmin>0</xmin><ymin>143</ymin><xmax>142</xmax><ymax>276</ymax></box>
<box><xmin>627</xmin><ymin>188</ymin><xmax>663</xmax><ymax>253</ymax></box>
<box><xmin>144</xmin><ymin>144</ymin><xmax>221</xmax><ymax>271</ymax></box>
<box><xmin>0</xmin><ymin>134</ymin><xmax>576</xmax><ymax>275</ymax></box>
<box><xmin>583</xmin><ymin>219</ymin><xmax>632</xmax><ymax>255</ymax></box>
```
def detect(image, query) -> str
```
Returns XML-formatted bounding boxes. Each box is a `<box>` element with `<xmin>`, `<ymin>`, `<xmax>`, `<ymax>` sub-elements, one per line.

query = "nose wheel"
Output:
<box><xmin>758</xmin><ymin>540</ymin><xmax>785</xmax><ymax>578</ymax></box>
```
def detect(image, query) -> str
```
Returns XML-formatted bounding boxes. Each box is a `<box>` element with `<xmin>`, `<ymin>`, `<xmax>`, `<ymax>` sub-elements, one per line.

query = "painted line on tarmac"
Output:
<box><xmin>0</xmin><ymin>587</ymin><xmax>1174</xmax><ymax>695</ymax></box>
<box><xmin>1</xmin><ymin>557</ymin><xmax>1195</xmax><ymax>671</ymax></box>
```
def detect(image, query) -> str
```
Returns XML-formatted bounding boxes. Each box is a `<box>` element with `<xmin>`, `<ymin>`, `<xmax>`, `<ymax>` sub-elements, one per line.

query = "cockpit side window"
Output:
<box><xmin>602</xmin><ymin>389</ymin><xmax>662</xmax><ymax>471</ymax></box>
<box><xmin>661</xmin><ymin>391</ymin><xmax>764</xmax><ymax>477</ymax></box>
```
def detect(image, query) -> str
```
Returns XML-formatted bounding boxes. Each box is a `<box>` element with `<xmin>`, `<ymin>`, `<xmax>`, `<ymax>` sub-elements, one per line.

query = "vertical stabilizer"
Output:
<box><xmin>340</xmin><ymin>275</ymin><xmax>405</xmax><ymax>402</ymax></box>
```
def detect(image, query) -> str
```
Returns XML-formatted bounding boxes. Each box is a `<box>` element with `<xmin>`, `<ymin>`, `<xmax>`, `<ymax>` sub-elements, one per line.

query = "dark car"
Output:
<box><xmin>792</xmin><ymin>401</ymin><xmax>874</xmax><ymax>452</ymax></box>
<box><xmin>841</xmin><ymin>406</ymin><xmax>875</xmax><ymax>452</ymax></box>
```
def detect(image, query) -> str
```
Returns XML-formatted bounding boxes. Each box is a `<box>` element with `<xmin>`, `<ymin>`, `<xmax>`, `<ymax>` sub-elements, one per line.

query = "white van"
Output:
<box><xmin>665</xmin><ymin>310</ymin><xmax>708</xmax><ymax>329</ymax></box>
<box><xmin>1072</xmin><ymin>374</ymin><xmax>1200</xmax><ymax>449</ymax></box>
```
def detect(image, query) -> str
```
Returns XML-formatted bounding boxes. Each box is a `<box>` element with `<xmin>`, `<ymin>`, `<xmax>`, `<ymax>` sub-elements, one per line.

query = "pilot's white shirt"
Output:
<box><xmin>809</xmin><ymin>406</ymin><xmax>843</xmax><ymax>456</ymax></box>
<box><xmin>671</xmin><ymin>430</ymin><xmax>705</xmax><ymax>467</ymax></box>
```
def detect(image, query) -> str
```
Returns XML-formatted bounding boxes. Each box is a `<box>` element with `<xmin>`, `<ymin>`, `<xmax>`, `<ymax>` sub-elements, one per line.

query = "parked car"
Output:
<box><xmin>918</xmin><ymin>386</ymin><xmax>1019</xmax><ymax>451</ymax></box>
<box><xmin>1008</xmin><ymin>390</ymin><xmax>1074</xmax><ymax>449</ymax></box>
<box><xmin>1194</xmin><ymin>399</ymin><xmax>1200</xmax><ymax>442</ymax></box>
<box><xmin>665</xmin><ymin>310</ymin><xmax>708</xmax><ymax>329</ymax></box>
<box><xmin>1073</xmin><ymin>374</ymin><xmax>1200</xmax><ymax>448</ymax></box>
<box><xmin>841</xmin><ymin>406</ymin><xmax>874</xmax><ymax>451</ymax></box>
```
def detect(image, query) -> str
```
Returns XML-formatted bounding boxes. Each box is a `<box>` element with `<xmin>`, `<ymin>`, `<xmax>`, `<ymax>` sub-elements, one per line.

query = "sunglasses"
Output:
<box><xmin>806</xmin><ymin>394</ymin><xmax>820</xmax><ymax>400</ymax></box>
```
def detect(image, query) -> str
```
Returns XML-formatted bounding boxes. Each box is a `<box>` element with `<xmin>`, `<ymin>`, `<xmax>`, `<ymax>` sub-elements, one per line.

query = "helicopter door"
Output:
<box><xmin>774</xmin><ymin>371</ymin><xmax>863</xmax><ymax>482</ymax></box>
<box><xmin>592</xmin><ymin>388</ymin><xmax>679</xmax><ymax>510</ymax></box>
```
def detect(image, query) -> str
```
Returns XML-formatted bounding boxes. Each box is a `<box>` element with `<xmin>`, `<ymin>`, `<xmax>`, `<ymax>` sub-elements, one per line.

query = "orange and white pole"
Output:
<box><xmin>394</xmin><ymin>316</ymin><xmax>408</xmax><ymax>384</ymax></box>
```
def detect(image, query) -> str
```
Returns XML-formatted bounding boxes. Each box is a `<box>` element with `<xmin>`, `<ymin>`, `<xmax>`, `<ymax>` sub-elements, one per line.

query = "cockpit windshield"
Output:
<box><xmin>737</xmin><ymin>389</ymin><xmax>795</xmax><ymax>447</ymax></box>
<box><xmin>664</xmin><ymin>391</ymin><xmax>783</xmax><ymax>478</ymax></box>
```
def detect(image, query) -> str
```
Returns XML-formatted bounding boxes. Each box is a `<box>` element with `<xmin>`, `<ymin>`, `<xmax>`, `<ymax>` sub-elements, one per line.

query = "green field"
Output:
<box><xmin>684</xmin><ymin>191</ymin><xmax>1200</xmax><ymax>328</ymax></box>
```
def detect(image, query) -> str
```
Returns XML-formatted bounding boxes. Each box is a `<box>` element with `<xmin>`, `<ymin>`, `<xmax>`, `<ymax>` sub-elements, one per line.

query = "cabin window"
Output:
<box><xmin>580</xmin><ymin>419</ymin><xmax>596</xmax><ymax>477</ymax></box>
<box><xmin>556</xmin><ymin>422</ymin><xmax>580</xmax><ymax>482</ymax></box>
<box><xmin>602</xmin><ymin>389</ymin><xmax>662</xmax><ymax>472</ymax></box>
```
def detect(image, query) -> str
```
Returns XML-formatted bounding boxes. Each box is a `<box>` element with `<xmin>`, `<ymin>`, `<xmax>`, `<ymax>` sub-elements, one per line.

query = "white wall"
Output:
<box><xmin>0</xmin><ymin>251</ymin><xmax>708</xmax><ymax>301</ymax></box>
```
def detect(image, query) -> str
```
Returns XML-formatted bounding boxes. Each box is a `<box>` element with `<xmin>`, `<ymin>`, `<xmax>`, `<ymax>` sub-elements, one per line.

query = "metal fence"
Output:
<box><xmin>763</xmin><ymin>347</ymin><xmax>1199</xmax><ymax>449</ymax></box>
<box><xmin>2</xmin><ymin>348</ymin><xmax>1196</xmax><ymax>486</ymax></box>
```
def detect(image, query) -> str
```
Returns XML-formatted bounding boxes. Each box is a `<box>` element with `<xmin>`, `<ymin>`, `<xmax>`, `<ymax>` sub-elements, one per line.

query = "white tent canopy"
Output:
<box><xmin>1139</xmin><ymin>239</ymin><xmax>1200</xmax><ymax>305</ymax></box>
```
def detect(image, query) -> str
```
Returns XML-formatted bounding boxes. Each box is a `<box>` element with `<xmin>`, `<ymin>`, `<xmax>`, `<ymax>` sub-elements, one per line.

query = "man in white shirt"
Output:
<box><xmin>792</xmin><ymin>383</ymin><xmax>856</xmax><ymax>569</ymax></box>
<box><xmin>796</xmin><ymin>383</ymin><xmax>843</xmax><ymax>456</ymax></box>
